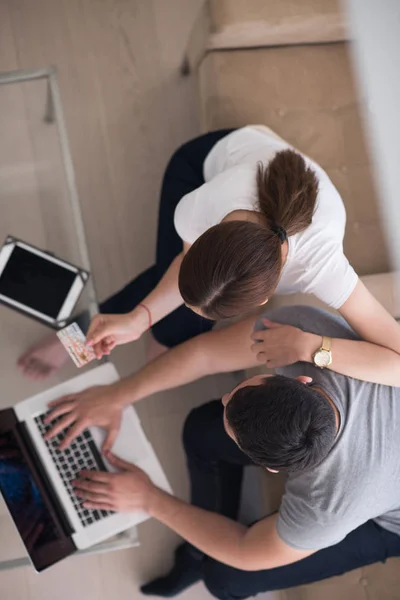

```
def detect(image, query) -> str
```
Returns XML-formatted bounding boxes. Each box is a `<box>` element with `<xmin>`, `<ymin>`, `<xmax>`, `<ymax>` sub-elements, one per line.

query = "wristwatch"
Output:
<box><xmin>313</xmin><ymin>336</ymin><xmax>332</xmax><ymax>369</ymax></box>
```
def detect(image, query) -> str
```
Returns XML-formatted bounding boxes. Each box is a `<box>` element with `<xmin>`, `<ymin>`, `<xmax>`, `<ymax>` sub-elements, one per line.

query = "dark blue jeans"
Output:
<box><xmin>96</xmin><ymin>130</ymin><xmax>233</xmax><ymax>348</ymax></box>
<box><xmin>183</xmin><ymin>400</ymin><xmax>400</xmax><ymax>600</ymax></box>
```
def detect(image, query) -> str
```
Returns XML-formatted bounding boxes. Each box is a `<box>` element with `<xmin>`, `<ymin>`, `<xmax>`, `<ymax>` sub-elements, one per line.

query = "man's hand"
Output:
<box><xmin>44</xmin><ymin>384</ymin><xmax>126</xmax><ymax>451</ymax></box>
<box><xmin>73</xmin><ymin>452</ymin><xmax>156</xmax><ymax>513</ymax></box>
<box><xmin>250</xmin><ymin>318</ymin><xmax>320</xmax><ymax>368</ymax></box>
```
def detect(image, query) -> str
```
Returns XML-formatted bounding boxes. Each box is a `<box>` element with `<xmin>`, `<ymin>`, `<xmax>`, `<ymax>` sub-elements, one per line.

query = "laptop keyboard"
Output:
<box><xmin>34</xmin><ymin>414</ymin><xmax>112</xmax><ymax>527</ymax></box>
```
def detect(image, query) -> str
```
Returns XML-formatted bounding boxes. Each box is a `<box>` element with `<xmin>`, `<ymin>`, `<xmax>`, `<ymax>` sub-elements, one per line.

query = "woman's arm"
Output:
<box><xmin>322</xmin><ymin>280</ymin><xmax>400</xmax><ymax>385</ymax></box>
<box><xmin>252</xmin><ymin>280</ymin><xmax>400</xmax><ymax>386</ymax></box>
<box><xmin>133</xmin><ymin>241</ymin><xmax>191</xmax><ymax>327</ymax></box>
<box><xmin>86</xmin><ymin>242</ymin><xmax>192</xmax><ymax>356</ymax></box>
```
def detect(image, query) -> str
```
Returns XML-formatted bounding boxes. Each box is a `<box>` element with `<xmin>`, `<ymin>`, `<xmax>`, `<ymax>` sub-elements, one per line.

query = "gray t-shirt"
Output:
<box><xmin>256</xmin><ymin>305</ymin><xmax>400</xmax><ymax>551</ymax></box>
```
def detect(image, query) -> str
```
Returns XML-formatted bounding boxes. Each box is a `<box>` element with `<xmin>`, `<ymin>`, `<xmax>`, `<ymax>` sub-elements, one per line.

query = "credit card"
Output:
<box><xmin>56</xmin><ymin>322</ymin><xmax>96</xmax><ymax>368</ymax></box>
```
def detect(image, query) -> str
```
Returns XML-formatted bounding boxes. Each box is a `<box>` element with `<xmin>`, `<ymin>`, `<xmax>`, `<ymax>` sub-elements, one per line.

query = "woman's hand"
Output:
<box><xmin>73</xmin><ymin>452</ymin><xmax>157</xmax><ymax>513</ymax></box>
<box><xmin>86</xmin><ymin>248</ymin><xmax>188</xmax><ymax>360</ymax></box>
<box><xmin>250</xmin><ymin>318</ymin><xmax>320</xmax><ymax>369</ymax></box>
<box><xmin>44</xmin><ymin>383</ymin><xmax>128</xmax><ymax>451</ymax></box>
<box><xmin>86</xmin><ymin>307</ymin><xmax>150</xmax><ymax>359</ymax></box>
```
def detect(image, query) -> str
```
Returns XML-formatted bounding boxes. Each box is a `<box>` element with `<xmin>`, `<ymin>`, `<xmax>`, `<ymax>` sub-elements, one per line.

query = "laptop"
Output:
<box><xmin>0</xmin><ymin>363</ymin><xmax>171</xmax><ymax>572</ymax></box>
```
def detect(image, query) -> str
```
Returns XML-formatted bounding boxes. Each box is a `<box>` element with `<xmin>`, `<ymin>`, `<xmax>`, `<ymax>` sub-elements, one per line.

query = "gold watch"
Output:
<box><xmin>313</xmin><ymin>336</ymin><xmax>332</xmax><ymax>369</ymax></box>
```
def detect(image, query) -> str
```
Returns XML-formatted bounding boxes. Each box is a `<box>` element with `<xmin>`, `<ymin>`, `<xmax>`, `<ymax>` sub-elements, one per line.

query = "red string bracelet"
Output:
<box><xmin>138</xmin><ymin>303</ymin><xmax>152</xmax><ymax>330</ymax></box>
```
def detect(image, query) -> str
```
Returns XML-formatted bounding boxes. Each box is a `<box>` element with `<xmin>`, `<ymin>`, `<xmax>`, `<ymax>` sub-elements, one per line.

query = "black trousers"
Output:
<box><xmin>96</xmin><ymin>130</ymin><xmax>233</xmax><ymax>348</ymax></box>
<box><xmin>183</xmin><ymin>400</ymin><xmax>400</xmax><ymax>600</ymax></box>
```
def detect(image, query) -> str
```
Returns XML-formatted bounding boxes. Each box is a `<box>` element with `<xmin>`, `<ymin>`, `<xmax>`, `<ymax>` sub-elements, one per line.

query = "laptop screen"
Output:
<box><xmin>0</xmin><ymin>430</ymin><xmax>58</xmax><ymax>550</ymax></box>
<box><xmin>0</xmin><ymin>428</ymin><xmax>74</xmax><ymax>571</ymax></box>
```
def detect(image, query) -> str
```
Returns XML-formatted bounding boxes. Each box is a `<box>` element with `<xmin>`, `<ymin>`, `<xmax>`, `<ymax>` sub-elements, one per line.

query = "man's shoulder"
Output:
<box><xmin>277</xmin><ymin>460</ymin><xmax>363</xmax><ymax>549</ymax></box>
<box><xmin>256</xmin><ymin>305</ymin><xmax>359</xmax><ymax>341</ymax></box>
<box><xmin>277</xmin><ymin>486</ymin><xmax>352</xmax><ymax>550</ymax></box>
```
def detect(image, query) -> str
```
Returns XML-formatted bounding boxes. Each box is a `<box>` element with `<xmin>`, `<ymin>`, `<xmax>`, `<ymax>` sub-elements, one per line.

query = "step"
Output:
<box><xmin>208</xmin><ymin>0</ymin><xmax>348</xmax><ymax>49</ymax></box>
<box><xmin>182</xmin><ymin>0</ymin><xmax>348</xmax><ymax>75</ymax></box>
<box><xmin>199</xmin><ymin>43</ymin><xmax>389</xmax><ymax>276</ymax></box>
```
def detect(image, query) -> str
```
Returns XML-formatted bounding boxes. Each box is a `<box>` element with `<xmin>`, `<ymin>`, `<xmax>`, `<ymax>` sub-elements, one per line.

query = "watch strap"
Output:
<box><xmin>321</xmin><ymin>336</ymin><xmax>332</xmax><ymax>352</ymax></box>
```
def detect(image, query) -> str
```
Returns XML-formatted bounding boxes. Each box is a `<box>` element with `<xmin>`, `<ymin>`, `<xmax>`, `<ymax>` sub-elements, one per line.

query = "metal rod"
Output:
<box><xmin>48</xmin><ymin>69</ymin><xmax>99</xmax><ymax>318</ymax></box>
<box><xmin>0</xmin><ymin>66</ymin><xmax>55</xmax><ymax>86</ymax></box>
<box><xmin>43</xmin><ymin>79</ymin><xmax>55</xmax><ymax>123</ymax></box>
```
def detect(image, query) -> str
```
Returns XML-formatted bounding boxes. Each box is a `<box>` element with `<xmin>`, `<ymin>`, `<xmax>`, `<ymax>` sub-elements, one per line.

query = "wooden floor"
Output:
<box><xmin>0</xmin><ymin>0</ymin><xmax>205</xmax><ymax>301</ymax></box>
<box><xmin>4</xmin><ymin>3</ymin><xmax>390</xmax><ymax>600</ymax></box>
<box><xmin>0</xmin><ymin>1</ymin><xmax>253</xmax><ymax>599</ymax></box>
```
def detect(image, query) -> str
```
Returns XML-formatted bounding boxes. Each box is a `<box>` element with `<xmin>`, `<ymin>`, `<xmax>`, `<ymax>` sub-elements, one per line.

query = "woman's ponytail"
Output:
<box><xmin>257</xmin><ymin>149</ymin><xmax>318</xmax><ymax>239</ymax></box>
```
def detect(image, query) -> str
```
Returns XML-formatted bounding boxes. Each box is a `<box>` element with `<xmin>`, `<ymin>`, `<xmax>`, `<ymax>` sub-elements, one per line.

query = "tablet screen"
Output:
<box><xmin>0</xmin><ymin>246</ymin><xmax>76</xmax><ymax>318</ymax></box>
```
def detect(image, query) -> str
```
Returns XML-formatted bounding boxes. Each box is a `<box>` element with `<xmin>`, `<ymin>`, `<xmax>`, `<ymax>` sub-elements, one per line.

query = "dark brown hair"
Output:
<box><xmin>179</xmin><ymin>149</ymin><xmax>318</xmax><ymax>319</ymax></box>
<box><xmin>226</xmin><ymin>376</ymin><xmax>336</xmax><ymax>472</ymax></box>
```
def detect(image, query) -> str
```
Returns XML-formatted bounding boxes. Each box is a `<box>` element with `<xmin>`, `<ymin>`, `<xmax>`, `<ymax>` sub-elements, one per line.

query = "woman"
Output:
<box><xmin>19</xmin><ymin>126</ymin><xmax>400</xmax><ymax>385</ymax></box>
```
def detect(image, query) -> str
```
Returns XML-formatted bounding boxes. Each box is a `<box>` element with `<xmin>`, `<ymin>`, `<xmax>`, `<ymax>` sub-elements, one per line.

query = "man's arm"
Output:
<box><xmin>45</xmin><ymin>315</ymin><xmax>260</xmax><ymax>447</ymax></box>
<box><xmin>147</xmin><ymin>491</ymin><xmax>313</xmax><ymax>571</ymax></box>
<box><xmin>75</xmin><ymin>454</ymin><xmax>314</xmax><ymax>571</ymax></box>
<box><xmin>116</xmin><ymin>314</ymin><xmax>260</xmax><ymax>406</ymax></box>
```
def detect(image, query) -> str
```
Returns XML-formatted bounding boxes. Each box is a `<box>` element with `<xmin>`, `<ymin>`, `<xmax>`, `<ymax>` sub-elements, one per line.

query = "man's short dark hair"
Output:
<box><xmin>225</xmin><ymin>375</ymin><xmax>337</xmax><ymax>473</ymax></box>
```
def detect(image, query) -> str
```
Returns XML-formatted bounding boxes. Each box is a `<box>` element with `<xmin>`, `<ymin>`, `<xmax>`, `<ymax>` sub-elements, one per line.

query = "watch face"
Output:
<box><xmin>314</xmin><ymin>350</ymin><xmax>331</xmax><ymax>368</ymax></box>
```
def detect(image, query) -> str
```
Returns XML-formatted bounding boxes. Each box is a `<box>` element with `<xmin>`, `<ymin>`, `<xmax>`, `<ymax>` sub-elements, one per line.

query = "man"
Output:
<box><xmin>46</xmin><ymin>306</ymin><xmax>400</xmax><ymax>598</ymax></box>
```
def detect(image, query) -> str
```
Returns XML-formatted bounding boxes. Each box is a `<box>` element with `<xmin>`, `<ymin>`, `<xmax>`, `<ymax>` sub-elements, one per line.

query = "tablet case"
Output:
<box><xmin>0</xmin><ymin>236</ymin><xmax>90</xmax><ymax>330</ymax></box>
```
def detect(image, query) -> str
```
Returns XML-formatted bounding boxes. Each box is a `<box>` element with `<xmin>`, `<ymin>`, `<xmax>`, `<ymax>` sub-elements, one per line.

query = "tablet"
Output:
<box><xmin>0</xmin><ymin>237</ymin><xmax>89</xmax><ymax>329</ymax></box>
